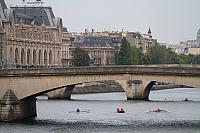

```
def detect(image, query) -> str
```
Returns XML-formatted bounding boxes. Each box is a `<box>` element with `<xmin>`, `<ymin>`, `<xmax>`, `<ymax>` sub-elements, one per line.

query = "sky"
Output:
<box><xmin>5</xmin><ymin>0</ymin><xmax>200</xmax><ymax>44</ymax></box>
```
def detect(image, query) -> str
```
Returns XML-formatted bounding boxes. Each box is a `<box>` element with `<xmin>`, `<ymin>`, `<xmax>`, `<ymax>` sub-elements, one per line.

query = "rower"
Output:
<box><xmin>76</xmin><ymin>108</ymin><xmax>80</xmax><ymax>113</ymax></box>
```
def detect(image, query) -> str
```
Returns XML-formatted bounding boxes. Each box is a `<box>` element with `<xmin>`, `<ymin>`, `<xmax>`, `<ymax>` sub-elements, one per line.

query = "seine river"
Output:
<box><xmin>1</xmin><ymin>88</ymin><xmax>200</xmax><ymax>133</ymax></box>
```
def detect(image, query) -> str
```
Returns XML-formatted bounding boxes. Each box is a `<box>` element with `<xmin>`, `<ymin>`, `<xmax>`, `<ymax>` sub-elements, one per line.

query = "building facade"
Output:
<box><xmin>126</xmin><ymin>28</ymin><xmax>158</xmax><ymax>53</ymax></box>
<box><xmin>61</xmin><ymin>29</ymin><xmax>71</xmax><ymax>67</ymax></box>
<box><xmin>172</xmin><ymin>28</ymin><xmax>200</xmax><ymax>55</ymax></box>
<box><xmin>0</xmin><ymin>0</ymin><xmax>63</xmax><ymax>68</ymax></box>
<box><xmin>70</xmin><ymin>35</ymin><xmax>117</xmax><ymax>66</ymax></box>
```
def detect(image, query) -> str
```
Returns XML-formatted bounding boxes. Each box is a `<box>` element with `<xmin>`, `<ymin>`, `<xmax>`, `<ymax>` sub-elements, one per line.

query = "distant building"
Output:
<box><xmin>71</xmin><ymin>35</ymin><xmax>117</xmax><ymax>66</ymax></box>
<box><xmin>0</xmin><ymin>0</ymin><xmax>63</xmax><ymax>68</ymax></box>
<box><xmin>61</xmin><ymin>29</ymin><xmax>71</xmax><ymax>67</ymax></box>
<box><xmin>173</xmin><ymin>28</ymin><xmax>200</xmax><ymax>55</ymax></box>
<box><xmin>126</xmin><ymin>28</ymin><xmax>158</xmax><ymax>53</ymax></box>
<box><xmin>187</xmin><ymin>48</ymin><xmax>200</xmax><ymax>55</ymax></box>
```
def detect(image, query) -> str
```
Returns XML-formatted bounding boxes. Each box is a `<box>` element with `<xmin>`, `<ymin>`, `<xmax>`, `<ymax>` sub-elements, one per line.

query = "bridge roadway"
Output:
<box><xmin>0</xmin><ymin>64</ymin><xmax>200</xmax><ymax>121</ymax></box>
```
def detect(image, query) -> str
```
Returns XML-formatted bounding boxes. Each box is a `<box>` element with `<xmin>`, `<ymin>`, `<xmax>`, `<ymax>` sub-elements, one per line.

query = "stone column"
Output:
<box><xmin>47</xmin><ymin>85</ymin><xmax>75</xmax><ymax>100</ymax></box>
<box><xmin>126</xmin><ymin>80</ymin><xmax>145</xmax><ymax>100</ymax></box>
<box><xmin>0</xmin><ymin>90</ymin><xmax>37</xmax><ymax>122</ymax></box>
<box><xmin>117</xmin><ymin>80</ymin><xmax>155</xmax><ymax>100</ymax></box>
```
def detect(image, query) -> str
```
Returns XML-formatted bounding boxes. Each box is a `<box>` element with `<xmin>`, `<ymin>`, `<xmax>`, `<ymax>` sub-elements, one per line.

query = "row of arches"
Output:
<box><xmin>10</xmin><ymin>48</ymin><xmax>59</xmax><ymax>67</ymax></box>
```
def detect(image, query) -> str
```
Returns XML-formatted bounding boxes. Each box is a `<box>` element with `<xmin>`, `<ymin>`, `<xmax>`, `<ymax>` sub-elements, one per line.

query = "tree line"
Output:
<box><xmin>72</xmin><ymin>37</ymin><xmax>200</xmax><ymax>66</ymax></box>
<box><xmin>117</xmin><ymin>37</ymin><xmax>200</xmax><ymax>65</ymax></box>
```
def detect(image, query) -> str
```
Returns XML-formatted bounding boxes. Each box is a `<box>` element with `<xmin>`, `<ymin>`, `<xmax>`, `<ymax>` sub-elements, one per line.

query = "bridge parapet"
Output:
<box><xmin>0</xmin><ymin>65</ymin><xmax>200</xmax><ymax>77</ymax></box>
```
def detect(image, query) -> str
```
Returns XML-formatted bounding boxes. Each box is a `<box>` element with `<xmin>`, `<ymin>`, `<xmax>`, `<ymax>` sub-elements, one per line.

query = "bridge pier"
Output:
<box><xmin>118</xmin><ymin>80</ymin><xmax>155</xmax><ymax>100</ymax></box>
<box><xmin>47</xmin><ymin>85</ymin><xmax>75</xmax><ymax>100</ymax></box>
<box><xmin>0</xmin><ymin>90</ymin><xmax>37</xmax><ymax>122</ymax></box>
<box><xmin>126</xmin><ymin>80</ymin><xmax>146</xmax><ymax>100</ymax></box>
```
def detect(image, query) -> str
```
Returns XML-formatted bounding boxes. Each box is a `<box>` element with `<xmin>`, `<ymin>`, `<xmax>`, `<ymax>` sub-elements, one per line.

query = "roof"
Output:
<box><xmin>128</xmin><ymin>32</ymin><xmax>142</xmax><ymax>39</ymax></box>
<box><xmin>72</xmin><ymin>36</ymin><xmax>114</xmax><ymax>47</ymax></box>
<box><xmin>10</xmin><ymin>6</ymin><xmax>56</xmax><ymax>26</ymax></box>
<box><xmin>83</xmin><ymin>36</ymin><xmax>112</xmax><ymax>46</ymax></box>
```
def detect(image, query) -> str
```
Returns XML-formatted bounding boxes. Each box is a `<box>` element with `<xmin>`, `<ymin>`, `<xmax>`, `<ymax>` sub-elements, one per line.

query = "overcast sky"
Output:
<box><xmin>5</xmin><ymin>0</ymin><xmax>200</xmax><ymax>44</ymax></box>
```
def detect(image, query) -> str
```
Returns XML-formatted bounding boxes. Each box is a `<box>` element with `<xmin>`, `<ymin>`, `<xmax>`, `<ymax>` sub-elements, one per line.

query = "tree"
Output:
<box><xmin>167</xmin><ymin>48</ymin><xmax>180</xmax><ymax>64</ymax></box>
<box><xmin>130</xmin><ymin>46</ymin><xmax>140</xmax><ymax>64</ymax></box>
<box><xmin>117</xmin><ymin>37</ymin><xmax>141</xmax><ymax>65</ymax></box>
<box><xmin>191</xmin><ymin>54</ymin><xmax>200</xmax><ymax>64</ymax></box>
<box><xmin>148</xmin><ymin>45</ymin><xmax>170</xmax><ymax>64</ymax></box>
<box><xmin>72</xmin><ymin>47</ymin><xmax>90</xmax><ymax>66</ymax></box>
<box><xmin>117</xmin><ymin>37</ymin><xmax>132</xmax><ymax>65</ymax></box>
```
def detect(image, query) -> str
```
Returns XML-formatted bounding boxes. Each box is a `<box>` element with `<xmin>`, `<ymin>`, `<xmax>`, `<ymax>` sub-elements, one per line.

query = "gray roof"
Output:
<box><xmin>129</xmin><ymin>32</ymin><xmax>142</xmax><ymax>39</ymax></box>
<box><xmin>83</xmin><ymin>36</ymin><xmax>112</xmax><ymax>45</ymax></box>
<box><xmin>10</xmin><ymin>6</ymin><xmax>56</xmax><ymax>26</ymax></box>
<box><xmin>72</xmin><ymin>36</ymin><xmax>114</xmax><ymax>47</ymax></box>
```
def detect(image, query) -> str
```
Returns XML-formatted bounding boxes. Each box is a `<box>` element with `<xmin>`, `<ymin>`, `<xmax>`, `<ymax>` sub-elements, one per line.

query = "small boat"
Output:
<box><xmin>146</xmin><ymin>107</ymin><xmax>168</xmax><ymax>113</ymax></box>
<box><xmin>117</xmin><ymin>108</ymin><xmax>125</xmax><ymax>113</ymax></box>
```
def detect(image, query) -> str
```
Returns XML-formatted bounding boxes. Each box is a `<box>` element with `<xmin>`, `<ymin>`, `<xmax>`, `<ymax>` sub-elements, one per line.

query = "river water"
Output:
<box><xmin>1</xmin><ymin>88</ymin><xmax>200</xmax><ymax>133</ymax></box>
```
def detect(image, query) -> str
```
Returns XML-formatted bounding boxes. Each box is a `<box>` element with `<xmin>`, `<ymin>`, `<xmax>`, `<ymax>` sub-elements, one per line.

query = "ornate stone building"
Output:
<box><xmin>0</xmin><ymin>0</ymin><xmax>63</xmax><ymax>68</ymax></box>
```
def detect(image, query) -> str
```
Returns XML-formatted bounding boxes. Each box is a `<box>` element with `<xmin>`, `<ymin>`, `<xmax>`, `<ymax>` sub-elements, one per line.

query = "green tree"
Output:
<box><xmin>72</xmin><ymin>47</ymin><xmax>90</xmax><ymax>66</ymax></box>
<box><xmin>166</xmin><ymin>48</ymin><xmax>180</xmax><ymax>64</ymax></box>
<box><xmin>117</xmin><ymin>37</ymin><xmax>132</xmax><ymax>65</ymax></box>
<box><xmin>177</xmin><ymin>54</ymin><xmax>190</xmax><ymax>64</ymax></box>
<box><xmin>130</xmin><ymin>46</ymin><xmax>140</xmax><ymax>64</ymax></box>
<box><xmin>117</xmin><ymin>37</ymin><xmax>141</xmax><ymax>65</ymax></box>
<box><xmin>148</xmin><ymin>45</ymin><xmax>170</xmax><ymax>64</ymax></box>
<box><xmin>191</xmin><ymin>54</ymin><xmax>200</xmax><ymax>64</ymax></box>
<box><xmin>143</xmin><ymin>53</ymin><xmax>151</xmax><ymax>64</ymax></box>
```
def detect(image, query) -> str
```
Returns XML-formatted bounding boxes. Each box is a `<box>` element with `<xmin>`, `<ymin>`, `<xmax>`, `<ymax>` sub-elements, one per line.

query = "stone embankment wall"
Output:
<box><xmin>72</xmin><ymin>81</ymin><xmax>123</xmax><ymax>94</ymax></box>
<box><xmin>72</xmin><ymin>82</ymin><xmax>188</xmax><ymax>94</ymax></box>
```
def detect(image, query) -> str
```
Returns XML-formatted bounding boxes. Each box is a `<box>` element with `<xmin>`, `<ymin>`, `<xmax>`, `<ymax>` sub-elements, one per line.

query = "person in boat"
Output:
<box><xmin>164</xmin><ymin>99</ymin><xmax>167</xmax><ymax>102</ymax></box>
<box><xmin>117</xmin><ymin>108</ymin><xmax>125</xmax><ymax>113</ymax></box>
<box><xmin>184</xmin><ymin>98</ymin><xmax>189</xmax><ymax>101</ymax></box>
<box><xmin>76</xmin><ymin>108</ymin><xmax>80</xmax><ymax>113</ymax></box>
<box><xmin>154</xmin><ymin>107</ymin><xmax>161</xmax><ymax>112</ymax></box>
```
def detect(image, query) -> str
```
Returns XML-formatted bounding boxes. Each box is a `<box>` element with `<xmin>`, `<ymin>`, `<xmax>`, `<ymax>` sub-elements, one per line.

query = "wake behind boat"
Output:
<box><xmin>68</xmin><ymin>108</ymin><xmax>90</xmax><ymax>114</ymax></box>
<box><xmin>146</xmin><ymin>107</ymin><xmax>169</xmax><ymax>113</ymax></box>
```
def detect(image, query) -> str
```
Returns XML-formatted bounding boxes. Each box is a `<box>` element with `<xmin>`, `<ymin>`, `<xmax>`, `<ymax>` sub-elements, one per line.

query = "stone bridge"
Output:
<box><xmin>0</xmin><ymin>65</ymin><xmax>200</xmax><ymax>121</ymax></box>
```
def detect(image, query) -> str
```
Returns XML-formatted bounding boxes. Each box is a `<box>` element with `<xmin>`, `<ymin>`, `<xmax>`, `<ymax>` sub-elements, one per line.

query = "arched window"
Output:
<box><xmin>27</xmin><ymin>49</ymin><xmax>31</xmax><ymax>65</ymax></box>
<box><xmin>57</xmin><ymin>50</ymin><xmax>60</xmax><ymax>64</ymax></box>
<box><xmin>10</xmin><ymin>47</ymin><xmax>13</xmax><ymax>64</ymax></box>
<box><xmin>39</xmin><ymin>50</ymin><xmax>42</xmax><ymax>65</ymax></box>
<box><xmin>33</xmin><ymin>49</ymin><xmax>37</xmax><ymax>65</ymax></box>
<box><xmin>21</xmin><ymin>48</ymin><xmax>25</xmax><ymax>65</ymax></box>
<box><xmin>15</xmin><ymin>48</ymin><xmax>19</xmax><ymax>65</ymax></box>
<box><xmin>44</xmin><ymin>50</ymin><xmax>47</xmax><ymax>65</ymax></box>
<box><xmin>49</xmin><ymin>50</ymin><xmax>52</xmax><ymax>65</ymax></box>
